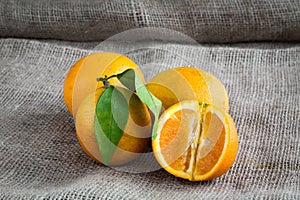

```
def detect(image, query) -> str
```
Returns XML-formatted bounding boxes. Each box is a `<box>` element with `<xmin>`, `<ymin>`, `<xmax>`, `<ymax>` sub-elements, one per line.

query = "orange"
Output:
<box><xmin>75</xmin><ymin>87</ymin><xmax>152</xmax><ymax>166</ymax></box>
<box><xmin>147</xmin><ymin>67</ymin><xmax>229</xmax><ymax>112</ymax></box>
<box><xmin>152</xmin><ymin>100</ymin><xmax>238</xmax><ymax>181</ymax></box>
<box><xmin>63</xmin><ymin>52</ymin><xmax>144</xmax><ymax>116</ymax></box>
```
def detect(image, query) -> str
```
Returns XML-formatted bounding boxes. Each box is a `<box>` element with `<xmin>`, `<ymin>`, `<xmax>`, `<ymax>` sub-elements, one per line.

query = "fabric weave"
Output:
<box><xmin>0</xmin><ymin>38</ymin><xmax>299</xmax><ymax>199</ymax></box>
<box><xmin>0</xmin><ymin>0</ymin><xmax>300</xmax><ymax>43</ymax></box>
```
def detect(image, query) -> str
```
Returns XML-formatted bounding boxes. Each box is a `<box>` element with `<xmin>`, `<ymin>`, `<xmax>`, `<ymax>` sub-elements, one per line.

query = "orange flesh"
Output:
<box><xmin>194</xmin><ymin>112</ymin><xmax>225</xmax><ymax>176</ymax></box>
<box><xmin>158</xmin><ymin>107</ymin><xmax>227</xmax><ymax>179</ymax></box>
<box><xmin>160</xmin><ymin>110</ymin><xmax>197</xmax><ymax>172</ymax></box>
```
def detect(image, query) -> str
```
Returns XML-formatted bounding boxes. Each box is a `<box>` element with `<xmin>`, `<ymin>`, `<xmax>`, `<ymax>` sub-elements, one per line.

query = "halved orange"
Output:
<box><xmin>152</xmin><ymin>100</ymin><xmax>238</xmax><ymax>181</ymax></box>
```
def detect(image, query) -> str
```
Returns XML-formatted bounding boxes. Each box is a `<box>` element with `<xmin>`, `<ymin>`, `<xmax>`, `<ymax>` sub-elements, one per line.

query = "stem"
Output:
<box><xmin>96</xmin><ymin>74</ymin><xmax>118</xmax><ymax>88</ymax></box>
<box><xmin>199</xmin><ymin>102</ymin><xmax>208</xmax><ymax>108</ymax></box>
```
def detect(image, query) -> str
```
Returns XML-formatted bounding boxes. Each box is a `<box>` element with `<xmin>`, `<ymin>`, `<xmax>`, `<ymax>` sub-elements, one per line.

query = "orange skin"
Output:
<box><xmin>75</xmin><ymin>88</ymin><xmax>152</xmax><ymax>166</ymax></box>
<box><xmin>147</xmin><ymin>67</ymin><xmax>229</xmax><ymax>112</ymax></box>
<box><xmin>63</xmin><ymin>52</ymin><xmax>144</xmax><ymax>116</ymax></box>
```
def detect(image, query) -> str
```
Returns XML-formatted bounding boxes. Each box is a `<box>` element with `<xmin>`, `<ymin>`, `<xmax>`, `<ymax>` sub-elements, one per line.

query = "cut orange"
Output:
<box><xmin>152</xmin><ymin>100</ymin><xmax>238</xmax><ymax>181</ymax></box>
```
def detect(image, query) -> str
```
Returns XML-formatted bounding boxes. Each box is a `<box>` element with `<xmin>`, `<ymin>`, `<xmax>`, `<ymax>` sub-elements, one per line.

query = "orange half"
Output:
<box><xmin>152</xmin><ymin>100</ymin><xmax>238</xmax><ymax>181</ymax></box>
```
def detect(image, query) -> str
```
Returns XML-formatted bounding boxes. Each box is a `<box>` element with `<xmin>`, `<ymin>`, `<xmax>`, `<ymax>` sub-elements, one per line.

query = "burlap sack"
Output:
<box><xmin>0</xmin><ymin>38</ymin><xmax>299</xmax><ymax>199</ymax></box>
<box><xmin>0</xmin><ymin>0</ymin><xmax>300</xmax><ymax>43</ymax></box>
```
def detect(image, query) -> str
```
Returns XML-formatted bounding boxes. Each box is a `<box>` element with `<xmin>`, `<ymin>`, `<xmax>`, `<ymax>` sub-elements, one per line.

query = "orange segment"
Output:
<box><xmin>195</xmin><ymin>113</ymin><xmax>238</xmax><ymax>180</ymax></box>
<box><xmin>152</xmin><ymin>100</ymin><xmax>238</xmax><ymax>181</ymax></box>
<box><xmin>159</xmin><ymin>109</ymin><xmax>199</xmax><ymax>177</ymax></box>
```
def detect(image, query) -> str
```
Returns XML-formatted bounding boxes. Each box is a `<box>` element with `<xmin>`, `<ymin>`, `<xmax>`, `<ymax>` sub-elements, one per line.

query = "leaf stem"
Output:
<box><xmin>199</xmin><ymin>102</ymin><xmax>208</xmax><ymax>108</ymax></box>
<box><xmin>96</xmin><ymin>74</ymin><xmax>118</xmax><ymax>88</ymax></box>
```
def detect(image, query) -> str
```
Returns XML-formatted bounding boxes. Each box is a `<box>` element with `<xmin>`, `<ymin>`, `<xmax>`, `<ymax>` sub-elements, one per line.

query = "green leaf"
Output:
<box><xmin>135</xmin><ymin>75</ymin><xmax>162</xmax><ymax>140</ymax></box>
<box><xmin>117</xmin><ymin>69</ymin><xmax>162</xmax><ymax>140</ymax></box>
<box><xmin>94</xmin><ymin>86</ymin><xmax>129</xmax><ymax>165</ymax></box>
<box><xmin>117</xmin><ymin>69</ymin><xmax>136</xmax><ymax>91</ymax></box>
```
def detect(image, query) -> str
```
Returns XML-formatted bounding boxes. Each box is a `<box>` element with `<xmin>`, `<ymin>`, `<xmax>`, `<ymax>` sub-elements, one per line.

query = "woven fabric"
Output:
<box><xmin>0</xmin><ymin>38</ymin><xmax>299</xmax><ymax>199</ymax></box>
<box><xmin>0</xmin><ymin>0</ymin><xmax>300</xmax><ymax>43</ymax></box>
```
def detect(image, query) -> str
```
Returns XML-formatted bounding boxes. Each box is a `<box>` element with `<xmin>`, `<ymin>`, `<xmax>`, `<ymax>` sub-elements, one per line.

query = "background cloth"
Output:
<box><xmin>0</xmin><ymin>0</ymin><xmax>300</xmax><ymax>199</ymax></box>
<box><xmin>0</xmin><ymin>38</ymin><xmax>299</xmax><ymax>199</ymax></box>
<box><xmin>0</xmin><ymin>0</ymin><xmax>300</xmax><ymax>43</ymax></box>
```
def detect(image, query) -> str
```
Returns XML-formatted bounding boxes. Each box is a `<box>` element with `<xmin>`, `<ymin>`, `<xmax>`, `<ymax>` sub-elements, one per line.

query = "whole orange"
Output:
<box><xmin>63</xmin><ymin>52</ymin><xmax>144</xmax><ymax>116</ymax></box>
<box><xmin>76</xmin><ymin>87</ymin><xmax>152</xmax><ymax>166</ymax></box>
<box><xmin>147</xmin><ymin>67</ymin><xmax>229</xmax><ymax>112</ymax></box>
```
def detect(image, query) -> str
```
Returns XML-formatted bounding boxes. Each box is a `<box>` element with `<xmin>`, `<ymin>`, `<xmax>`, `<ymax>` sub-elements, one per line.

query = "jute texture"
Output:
<box><xmin>0</xmin><ymin>38</ymin><xmax>299</xmax><ymax>199</ymax></box>
<box><xmin>0</xmin><ymin>0</ymin><xmax>300</xmax><ymax>43</ymax></box>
